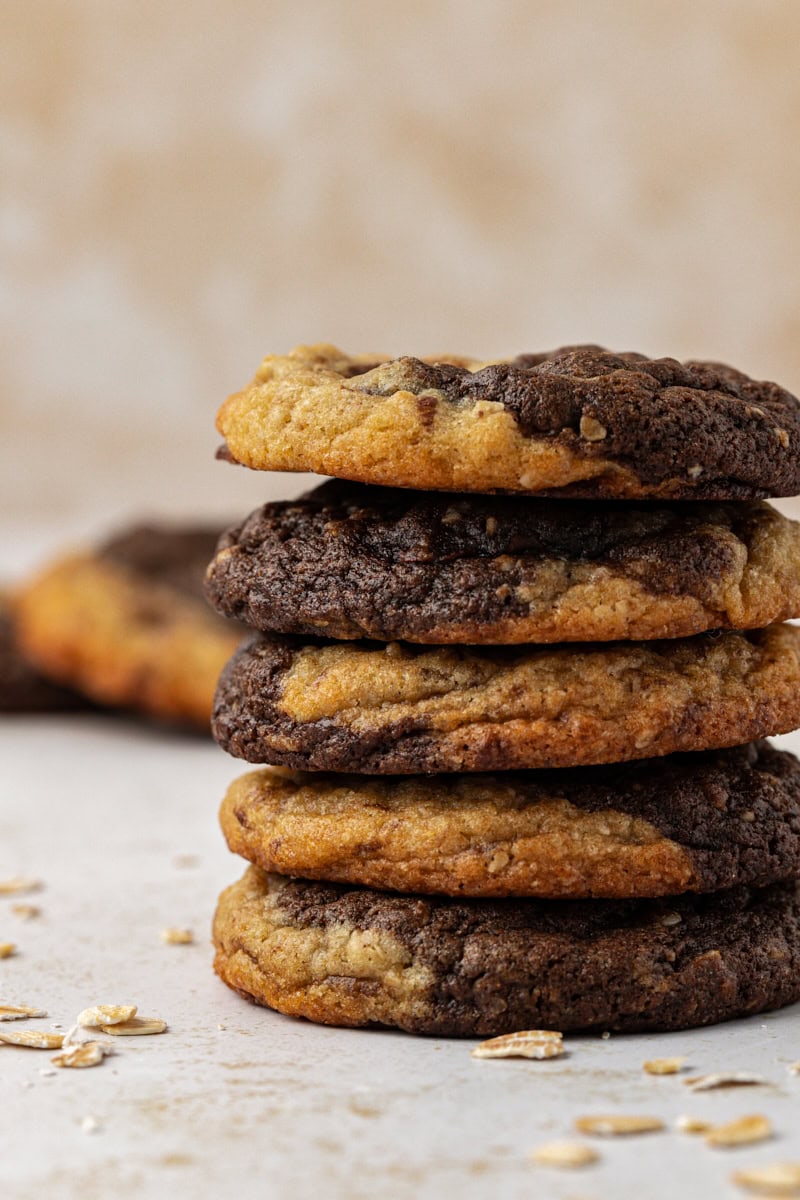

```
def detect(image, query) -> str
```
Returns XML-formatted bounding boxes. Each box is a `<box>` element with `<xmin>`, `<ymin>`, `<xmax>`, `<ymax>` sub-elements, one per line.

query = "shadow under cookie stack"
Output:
<box><xmin>207</xmin><ymin>344</ymin><xmax>800</xmax><ymax>1037</ymax></box>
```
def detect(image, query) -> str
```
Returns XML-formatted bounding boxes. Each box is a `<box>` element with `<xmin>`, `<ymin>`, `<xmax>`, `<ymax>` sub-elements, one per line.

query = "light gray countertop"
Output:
<box><xmin>1</xmin><ymin>715</ymin><xmax>799</xmax><ymax>1200</ymax></box>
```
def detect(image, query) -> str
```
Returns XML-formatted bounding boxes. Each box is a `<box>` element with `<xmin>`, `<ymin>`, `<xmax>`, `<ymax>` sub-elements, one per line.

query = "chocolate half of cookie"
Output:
<box><xmin>206</xmin><ymin>482</ymin><xmax>800</xmax><ymax>643</ymax></box>
<box><xmin>212</xmin><ymin>625</ymin><xmax>800</xmax><ymax>773</ymax></box>
<box><xmin>14</xmin><ymin>523</ymin><xmax>242</xmax><ymax>729</ymax></box>
<box><xmin>216</xmin><ymin>343</ymin><xmax>800</xmax><ymax>499</ymax></box>
<box><xmin>219</xmin><ymin>743</ymin><xmax>800</xmax><ymax>899</ymax></box>
<box><xmin>213</xmin><ymin>866</ymin><xmax>800</xmax><ymax>1036</ymax></box>
<box><xmin>0</xmin><ymin>593</ymin><xmax>92</xmax><ymax>713</ymax></box>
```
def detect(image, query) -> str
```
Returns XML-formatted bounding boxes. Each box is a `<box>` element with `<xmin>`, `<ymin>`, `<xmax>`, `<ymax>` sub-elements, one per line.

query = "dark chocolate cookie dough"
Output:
<box><xmin>205</xmin><ymin>482</ymin><xmax>800</xmax><ymax>643</ymax></box>
<box><xmin>216</xmin><ymin>344</ymin><xmax>800</xmax><ymax>499</ymax></box>
<box><xmin>219</xmin><ymin>743</ymin><xmax>800</xmax><ymax>899</ymax></box>
<box><xmin>213</xmin><ymin>866</ymin><xmax>800</xmax><ymax>1035</ymax></box>
<box><xmin>211</xmin><ymin>625</ymin><xmax>800</xmax><ymax>773</ymax></box>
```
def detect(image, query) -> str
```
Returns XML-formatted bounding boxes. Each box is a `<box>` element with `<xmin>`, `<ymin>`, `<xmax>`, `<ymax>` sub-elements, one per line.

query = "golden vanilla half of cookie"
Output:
<box><xmin>212</xmin><ymin>625</ymin><xmax>800</xmax><ymax>773</ymax></box>
<box><xmin>213</xmin><ymin>867</ymin><xmax>800</xmax><ymax>1036</ymax></box>
<box><xmin>216</xmin><ymin>344</ymin><xmax>800</xmax><ymax>499</ymax></box>
<box><xmin>205</xmin><ymin>482</ymin><xmax>800</xmax><ymax>643</ymax></box>
<box><xmin>16</xmin><ymin>525</ymin><xmax>242</xmax><ymax>729</ymax></box>
<box><xmin>218</xmin><ymin>743</ymin><xmax>800</xmax><ymax>899</ymax></box>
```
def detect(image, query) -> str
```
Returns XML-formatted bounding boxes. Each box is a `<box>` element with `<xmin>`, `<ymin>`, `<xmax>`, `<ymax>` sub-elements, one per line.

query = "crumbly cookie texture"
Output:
<box><xmin>215</xmin><ymin>344</ymin><xmax>800</xmax><ymax>499</ymax></box>
<box><xmin>16</xmin><ymin>525</ymin><xmax>241</xmax><ymax>728</ymax></box>
<box><xmin>212</xmin><ymin>867</ymin><xmax>800</xmax><ymax>1035</ymax></box>
<box><xmin>206</xmin><ymin>483</ymin><xmax>800</xmax><ymax>643</ymax></box>
<box><xmin>212</xmin><ymin>624</ymin><xmax>800</xmax><ymax>773</ymax></box>
<box><xmin>218</xmin><ymin>743</ymin><xmax>800</xmax><ymax>899</ymax></box>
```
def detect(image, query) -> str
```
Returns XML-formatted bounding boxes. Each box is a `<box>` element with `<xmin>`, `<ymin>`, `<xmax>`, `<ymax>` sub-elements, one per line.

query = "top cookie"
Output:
<box><xmin>216</xmin><ymin>344</ymin><xmax>800</xmax><ymax>499</ymax></box>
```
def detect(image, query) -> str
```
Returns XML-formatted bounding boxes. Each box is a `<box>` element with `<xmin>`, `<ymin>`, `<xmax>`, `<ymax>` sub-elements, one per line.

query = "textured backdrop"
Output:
<box><xmin>3</xmin><ymin>0</ymin><xmax>800</xmax><ymax>537</ymax></box>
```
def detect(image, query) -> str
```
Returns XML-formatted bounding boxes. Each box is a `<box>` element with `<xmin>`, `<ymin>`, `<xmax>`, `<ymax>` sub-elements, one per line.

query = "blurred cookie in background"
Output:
<box><xmin>0</xmin><ymin>591</ymin><xmax>92</xmax><ymax>713</ymax></box>
<box><xmin>14</xmin><ymin>523</ymin><xmax>242</xmax><ymax>730</ymax></box>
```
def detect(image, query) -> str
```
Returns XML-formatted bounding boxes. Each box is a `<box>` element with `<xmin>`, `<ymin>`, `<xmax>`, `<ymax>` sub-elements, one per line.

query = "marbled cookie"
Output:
<box><xmin>216</xmin><ymin>344</ymin><xmax>800</xmax><ymax>499</ymax></box>
<box><xmin>206</xmin><ymin>482</ymin><xmax>800</xmax><ymax>643</ymax></box>
<box><xmin>212</xmin><ymin>625</ymin><xmax>800</xmax><ymax>773</ymax></box>
<box><xmin>219</xmin><ymin>743</ymin><xmax>800</xmax><ymax>899</ymax></box>
<box><xmin>0</xmin><ymin>592</ymin><xmax>91</xmax><ymax>713</ymax></box>
<box><xmin>16</xmin><ymin>524</ymin><xmax>242</xmax><ymax>729</ymax></box>
<box><xmin>213</xmin><ymin>867</ymin><xmax>800</xmax><ymax>1035</ymax></box>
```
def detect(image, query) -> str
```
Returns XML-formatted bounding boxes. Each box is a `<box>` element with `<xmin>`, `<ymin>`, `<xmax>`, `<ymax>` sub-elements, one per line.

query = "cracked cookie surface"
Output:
<box><xmin>206</xmin><ymin>482</ymin><xmax>800</xmax><ymax>643</ymax></box>
<box><xmin>16</xmin><ymin>524</ymin><xmax>242</xmax><ymax>729</ymax></box>
<box><xmin>212</xmin><ymin>625</ymin><xmax>800</xmax><ymax>772</ymax></box>
<box><xmin>219</xmin><ymin>743</ymin><xmax>800</xmax><ymax>899</ymax></box>
<box><xmin>213</xmin><ymin>867</ymin><xmax>800</xmax><ymax>1035</ymax></box>
<box><xmin>216</xmin><ymin>344</ymin><xmax>800</xmax><ymax>499</ymax></box>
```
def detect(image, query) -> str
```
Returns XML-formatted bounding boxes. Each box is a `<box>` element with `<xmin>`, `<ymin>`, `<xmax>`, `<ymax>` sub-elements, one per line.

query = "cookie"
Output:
<box><xmin>212</xmin><ymin>625</ymin><xmax>800</xmax><ymax>773</ymax></box>
<box><xmin>219</xmin><ymin>743</ymin><xmax>800</xmax><ymax>899</ymax></box>
<box><xmin>215</xmin><ymin>344</ymin><xmax>800</xmax><ymax>499</ymax></box>
<box><xmin>0</xmin><ymin>592</ymin><xmax>91</xmax><ymax>713</ymax></box>
<box><xmin>205</xmin><ymin>482</ymin><xmax>800</xmax><ymax>644</ymax></box>
<box><xmin>15</xmin><ymin>524</ymin><xmax>242</xmax><ymax>728</ymax></box>
<box><xmin>213</xmin><ymin>866</ymin><xmax>800</xmax><ymax>1035</ymax></box>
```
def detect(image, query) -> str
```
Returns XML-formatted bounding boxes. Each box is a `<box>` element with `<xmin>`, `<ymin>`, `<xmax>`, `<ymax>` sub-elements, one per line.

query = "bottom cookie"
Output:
<box><xmin>213</xmin><ymin>867</ymin><xmax>800</xmax><ymax>1036</ymax></box>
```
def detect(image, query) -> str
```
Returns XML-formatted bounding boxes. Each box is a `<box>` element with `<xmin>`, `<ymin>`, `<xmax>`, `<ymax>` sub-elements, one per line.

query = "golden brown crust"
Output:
<box><xmin>216</xmin><ymin>344</ymin><xmax>800</xmax><ymax>499</ymax></box>
<box><xmin>213</xmin><ymin>868</ymin><xmax>800</xmax><ymax>1036</ymax></box>
<box><xmin>15</xmin><ymin>554</ymin><xmax>241</xmax><ymax>728</ymax></box>
<box><xmin>212</xmin><ymin>625</ymin><xmax>800</xmax><ymax>773</ymax></box>
<box><xmin>218</xmin><ymin>744</ymin><xmax>800</xmax><ymax>899</ymax></box>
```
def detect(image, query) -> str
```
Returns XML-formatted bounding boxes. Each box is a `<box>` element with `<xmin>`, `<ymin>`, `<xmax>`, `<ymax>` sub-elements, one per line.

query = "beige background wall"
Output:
<box><xmin>3</xmin><ymin>0</ymin><xmax>800</xmax><ymax>541</ymax></box>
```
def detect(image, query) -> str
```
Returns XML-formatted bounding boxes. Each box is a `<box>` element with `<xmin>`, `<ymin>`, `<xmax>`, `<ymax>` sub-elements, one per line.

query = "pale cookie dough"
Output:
<box><xmin>212</xmin><ymin>625</ymin><xmax>800</xmax><ymax>772</ymax></box>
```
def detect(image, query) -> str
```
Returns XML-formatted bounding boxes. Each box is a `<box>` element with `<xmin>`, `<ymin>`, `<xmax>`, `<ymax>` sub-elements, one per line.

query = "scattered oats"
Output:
<box><xmin>775</xmin><ymin>428</ymin><xmax>791</xmax><ymax>449</ymax></box>
<box><xmin>686</xmin><ymin>1073</ymin><xmax>767</xmax><ymax>1092</ymax></box>
<box><xmin>81</xmin><ymin>1115</ymin><xmax>101</xmax><ymax>1134</ymax></box>
<box><xmin>579</xmin><ymin>415</ymin><xmax>607</xmax><ymax>441</ymax></box>
<box><xmin>485</xmin><ymin>516</ymin><xmax>498</xmax><ymax>535</ymax></box>
<box><xmin>0</xmin><ymin>1005</ymin><xmax>46</xmax><ymax>1021</ymax></box>
<box><xmin>787</xmin><ymin>1062</ymin><xmax>800</xmax><ymax>1075</ymax></box>
<box><xmin>77</xmin><ymin>1005</ymin><xmax>137</xmax><ymax>1028</ymax></box>
<box><xmin>660</xmin><ymin>911</ymin><xmax>682</xmax><ymax>927</ymax></box>
<box><xmin>0</xmin><ymin>943</ymin><xmax>16</xmax><ymax>958</ymax></box>
<box><xmin>101</xmin><ymin>1017</ymin><xmax>167</xmax><ymax>1036</ymax></box>
<box><xmin>532</xmin><ymin>1141</ymin><xmax>599</xmax><ymax>1169</ymax></box>
<box><xmin>441</xmin><ymin>507</ymin><xmax>462</xmax><ymax>525</ymax></box>
<box><xmin>707</xmin><ymin>1115</ymin><xmax>773</xmax><ymax>1148</ymax></box>
<box><xmin>0</xmin><ymin>1028</ymin><xmax>64</xmax><ymax>1049</ymax></box>
<box><xmin>161</xmin><ymin>928</ymin><xmax>194</xmax><ymax>945</ymax></box>
<box><xmin>52</xmin><ymin>1042</ymin><xmax>111</xmax><ymax>1069</ymax></box>
<box><xmin>687</xmin><ymin>464</ymin><xmax>704</xmax><ymax>479</ymax></box>
<box><xmin>486</xmin><ymin>850</ymin><xmax>511</xmax><ymax>875</ymax></box>
<box><xmin>644</xmin><ymin>1057</ymin><xmax>686</xmax><ymax>1075</ymax></box>
<box><xmin>575</xmin><ymin>1115</ymin><xmax>664</xmax><ymax>1136</ymax></box>
<box><xmin>472</xmin><ymin>1030</ymin><xmax>564</xmax><ymax>1060</ymax></box>
<box><xmin>732</xmin><ymin>1161</ymin><xmax>800</xmax><ymax>1194</ymax></box>
<box><xmin>11</xmin><ymin>905</ymin><xmax>40</xmax><ymax>920</ymax></box>
<box><xmin>217</xmin><ymin>1023</ymin><xmax>226</xmax><ymax>1031</ymax></box>
<box><xmin>0</xmin><ymin>878</ymin><xmax>41</xmax><ymax>896</ymax></box>
<box><xmin>676</xmin><ymin>1115</ymin><xmax>714</xmax><ymax>1134</ymax></box>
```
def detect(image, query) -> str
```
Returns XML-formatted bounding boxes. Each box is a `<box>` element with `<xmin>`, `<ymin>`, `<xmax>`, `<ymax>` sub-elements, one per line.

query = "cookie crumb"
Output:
<box><xmin>161</xmin><ymin>928</ymin><xmax>194</xmax><ymax>945</ymax></box>
<box><xmin>472</xmin><ymin>1030</ymin><xmax>563</xmax><ymax>1060</ymax></box>
<box><xmin>0</xmin><ymin>878</ymin><xmax>41</xmax><ymax>896</ymax></box>
<box><xmin>644</xmin><ymin>1056</ymin><xmax>686</xmax><ymax>1075</ymax></box>
<box><xmin>0</xmin><ymin>943</ymin><xmax>17</xmax><ymax>958</ymax></box>
<box><xmin>81</xmin><ymin>1115</ymin><xmax>102</xmax><ymax>1134</ymax></box>
<box><xmin>732</xmin><ymin>1161</ymin><xmax>800</xmax><ymax>1194</ymax></box>
<box><xmin>706</xmin><ymin>1114</ymin><xmax>772</xmax><ymax>1148</ymax></box>
<box><xmin>676</xmin><ymin>1115</ymin><xmax>714</xmax><ymax>1134</ymax></box>
<box><xmin>575</xmin><ymin>1115</ymin><xmax>664</xmax><ymax>1136</ymax></box>
<box><xmin>532</xmin><ymin>1141</ymin><xmax>598</xmax><ymax>1168</ymax></box>
<box><xmin>11</xmin><ymin>904</ymin><xmax>41</xmax><ymax>920</ymax></box>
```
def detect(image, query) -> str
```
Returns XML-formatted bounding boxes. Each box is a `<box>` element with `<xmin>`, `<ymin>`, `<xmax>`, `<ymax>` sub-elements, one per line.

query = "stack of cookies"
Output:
<box><xmin>208</xmin><ymin>344</ymin><xmax>800</xmax><ymax>1036</ymax></box>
